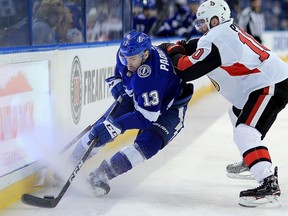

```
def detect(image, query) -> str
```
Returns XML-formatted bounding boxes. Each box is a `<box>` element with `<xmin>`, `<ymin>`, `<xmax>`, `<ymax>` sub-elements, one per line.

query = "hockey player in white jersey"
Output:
<box><xmin>160</xmin><ymin>0</ymin><xmax>288</xmax><ymax>207</ymax></box>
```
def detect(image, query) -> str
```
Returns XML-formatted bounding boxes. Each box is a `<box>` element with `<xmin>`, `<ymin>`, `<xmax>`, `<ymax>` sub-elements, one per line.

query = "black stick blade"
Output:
<box><xmin>21</xmin><ymin>194</ymin><xmax>59</xmax><ymax>208</ymax></box>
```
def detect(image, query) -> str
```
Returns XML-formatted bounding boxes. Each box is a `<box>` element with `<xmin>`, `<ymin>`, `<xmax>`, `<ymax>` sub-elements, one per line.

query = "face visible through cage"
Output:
<box><xmin>194</xmin><ymin>19</ymin><xmax>206</xmax><ymax>30</ymax></box>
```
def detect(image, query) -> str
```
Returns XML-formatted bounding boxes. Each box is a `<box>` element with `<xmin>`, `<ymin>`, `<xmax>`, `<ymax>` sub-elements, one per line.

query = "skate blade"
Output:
<box><xmin>89</xmin><ymin>181</ymin><xmax>110</xmax><ymax>197</ymax></box>
<box><xmin>226</xmin><ymin>172</ymin><xmax>254</xmax><ymax>180</ymax></box>
<box><xmin>239</xmin><ymin>195</ymin><xmax>281</xmax><ymax>208</ymax></box>
<box><xmin>91</xmin><ymin>187</ymin><xmax>108</xmax><ymax>197</ymax></box>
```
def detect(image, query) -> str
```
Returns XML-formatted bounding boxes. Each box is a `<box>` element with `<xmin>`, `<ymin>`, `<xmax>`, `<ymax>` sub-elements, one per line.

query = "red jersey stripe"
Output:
<box><xmin>244</xmin><ymin>148</ymin><xmax>271</xmax><ymax>167</ymax></box>
<box><xmin>263</xmin><ymin>86</ymin><xmax>269</xmax><ymax>95</ymax></box>
<box><xmin>220</xmin><ymin>62</ymin><xmax>260</xmax><ymax>76</ymax></box>
<box><xmin>245</xmin><ymin>86</ymin><xmax>270</xmax><ymax>125</ymax></box>
<box><xmin>177</xmin><ymin>56</ymin><xmax>193</xmax><ymax>71</ymax></box>
<box><xmin>245</xmin><ymin>95</ymin><xmax>266</xmax><ymax>125</ymax></box>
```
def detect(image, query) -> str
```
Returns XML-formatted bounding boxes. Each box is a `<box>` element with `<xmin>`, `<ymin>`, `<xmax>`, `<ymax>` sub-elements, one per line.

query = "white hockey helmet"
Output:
<box><xmin>195</xmin><ymin>0</ymin><xmax>231</xmax><ymax>30</ymax></box>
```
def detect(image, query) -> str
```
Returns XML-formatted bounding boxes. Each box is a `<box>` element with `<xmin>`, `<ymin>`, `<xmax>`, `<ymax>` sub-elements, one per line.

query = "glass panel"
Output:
<box><xmin>32</xmin><ymin>0</ymin><xmax>84</xmax><ymax>45</ymax></box>
<box><xmin>0</xmin><ymin>0</ymin><xmax>30</xmax><ymax>47</ymax></box>
<box><xmin>62</xmin><ymin>0</ymin><xmax>84</xmax><ymax>43</ymax></box>
<box><xmin>132</xmin><ymin>0</ymin><xmax>157</xmax><ymax>36</ymax></box>
<box><xmin>124</xmin><ymin>0</ymin><xmax>132</xmax><ymax>35</ymax></box>
<box><xmin>86</xmin><ymin>0</ymin><xmax>123</xmax><ymax>42</ymax></box>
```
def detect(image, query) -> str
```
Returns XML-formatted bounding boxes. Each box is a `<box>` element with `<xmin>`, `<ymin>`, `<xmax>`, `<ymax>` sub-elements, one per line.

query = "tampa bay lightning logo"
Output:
<box><xmin>137</xmin><ymin>35</ymin><xmax>144</xmax><ymax>43</ymax></box>
<box><xmin>137</xmin><ymin>64</ymin><xmax>151</xmax><ymax>78</ymax></box>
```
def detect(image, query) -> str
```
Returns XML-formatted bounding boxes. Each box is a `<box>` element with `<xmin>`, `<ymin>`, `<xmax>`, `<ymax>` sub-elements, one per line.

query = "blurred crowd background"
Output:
<box><xmin>0</xmin><ymin>0</ymin><xmax>287</xmax><ymax>48</ymax></box>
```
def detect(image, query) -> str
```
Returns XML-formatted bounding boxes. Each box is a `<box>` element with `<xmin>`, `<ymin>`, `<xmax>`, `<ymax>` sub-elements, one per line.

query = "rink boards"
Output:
<box><xmin>0</xmin><ymin>31</ymin><xmax>287</xmax><ymax>208</ymax></box>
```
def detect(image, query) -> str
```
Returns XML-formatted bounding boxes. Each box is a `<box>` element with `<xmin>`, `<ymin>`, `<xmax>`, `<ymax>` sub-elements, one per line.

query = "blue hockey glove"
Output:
<box><xmin>105</xmin><ymin>76</ymin><xmax>130</xmax><ymax>101</ymax></box>
<box><xmin>89</xmin><ymin>118</ymin><xmax>122</xmax><ymax>147</ymax></box>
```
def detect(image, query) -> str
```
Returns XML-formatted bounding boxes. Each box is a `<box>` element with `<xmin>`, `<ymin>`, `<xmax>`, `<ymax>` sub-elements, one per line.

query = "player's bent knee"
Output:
<box><xmin>233</xmin><ymin>123</ymin><xmax>262</xmax><ymax>154</ymax></box>
<box><xmin>108</xmin><ymin>131</ymin><xmax>164</xmax><ymax>177</ymax></box>
<box><xmin>134</xmin><ymin>130</ymin><xmax>164</xmax><ymax>159</ymax></box>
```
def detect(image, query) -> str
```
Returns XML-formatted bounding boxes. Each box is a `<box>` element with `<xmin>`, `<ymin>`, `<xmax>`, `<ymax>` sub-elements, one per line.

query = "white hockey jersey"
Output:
<box><xmin>173</xmin><ymin>19</ymin><xmax>288</xmax><ymax>109</ymax></box>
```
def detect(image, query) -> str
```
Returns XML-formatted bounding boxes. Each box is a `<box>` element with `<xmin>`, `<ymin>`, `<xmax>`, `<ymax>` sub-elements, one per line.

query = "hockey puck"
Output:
<box><xmin>44</xmin><ymin>195</ymin><xmax>55</xmax><ymax>199</ymax></box>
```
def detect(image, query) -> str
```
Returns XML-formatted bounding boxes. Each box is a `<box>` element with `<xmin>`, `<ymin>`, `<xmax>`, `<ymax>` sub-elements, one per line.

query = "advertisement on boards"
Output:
<box><xmin>0</xmin><ymin>61</ymin><xmax>50</xmax><ymax>177</ymax></box>
<box><xmin>65</xmin><ymin>47</ymin><xmax>118</xmax><ymax>127</ymax></box>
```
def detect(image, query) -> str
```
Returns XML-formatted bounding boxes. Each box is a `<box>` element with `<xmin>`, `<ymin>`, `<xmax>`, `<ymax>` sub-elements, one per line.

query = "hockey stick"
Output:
<box><xmin>21</xmin><ymin>96</ymin><xmax>123</xmax><ymax>208</ymax></box>
<box><xmin>58</xmin><ymin>125</ymin><xmax>92</xmax><ymax>154</ymax></box>
<box><xmin>21</xmin><ymin>138</ymin><xmax>98</xmax><ymax>208</ymax></box>
<box><xmin>59</xmin><ymin>98</ymin><xmax>122</xmax><ymax>154</ymax></box>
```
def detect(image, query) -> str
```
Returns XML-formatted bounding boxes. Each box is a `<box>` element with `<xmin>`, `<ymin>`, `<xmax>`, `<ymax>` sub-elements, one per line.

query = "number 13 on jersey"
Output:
<box><xmin>142</xmin><ymin>91</ymin><xmax>160</xmax><ymax>107</ymax></box>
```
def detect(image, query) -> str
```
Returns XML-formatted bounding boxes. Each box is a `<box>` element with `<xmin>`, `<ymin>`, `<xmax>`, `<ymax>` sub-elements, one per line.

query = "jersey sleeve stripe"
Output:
<box><xmin>177</xmin><ymin>56</ymin><xmax>193</xmax><ymax>71</ymax></box>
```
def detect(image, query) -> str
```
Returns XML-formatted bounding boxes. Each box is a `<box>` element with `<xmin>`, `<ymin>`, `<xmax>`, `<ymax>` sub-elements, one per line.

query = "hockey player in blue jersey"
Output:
<box><xmin>133</xmin><ymin>0</ymin><xmax>157</xmax><ymax>35</ymax></box>
<box><xmin>156</xmin><ymin>0</ymin><xmax>195</xmax><ymax>38</ymax></box>
<box><xmin>68</xmin><ymin>30</ymin><xmax>194</xmax><ymax>196</ymax></box>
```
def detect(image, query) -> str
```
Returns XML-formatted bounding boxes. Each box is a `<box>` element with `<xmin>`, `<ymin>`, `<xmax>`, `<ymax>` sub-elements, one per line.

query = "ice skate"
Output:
<box><xmin>226</xmin><ymin>160</ymin><xmax>254</xmax><ymax>180</ymax></box>
<box><xmin>87</xmin><ymin>161</ymin><xmax>112</xmax><ymax>196</ymax></box>
<box><xmin>239</xmin><ymin>167</ymin><xmax>281</xmax><ymax>207</ymax></box>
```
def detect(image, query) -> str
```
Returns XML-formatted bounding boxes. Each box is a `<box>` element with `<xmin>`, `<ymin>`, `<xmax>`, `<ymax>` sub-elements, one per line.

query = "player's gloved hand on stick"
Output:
<box><xmin>105</xmin><ymin>76</ymin><xmax>130</xmax><ymax>101</ymax></box>
<box><xmin>89</xmin><ymin>118</ymin><xmax>122</xmax><ymax>147</ymax></box>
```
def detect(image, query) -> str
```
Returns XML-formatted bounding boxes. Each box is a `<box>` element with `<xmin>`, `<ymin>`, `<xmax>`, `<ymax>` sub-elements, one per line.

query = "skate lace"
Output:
<box><xmin>248</xmin><ymin>182</ymin><xmax>265</xmax><ymax>192</ymax></box>
<box><xmin>248</xmin><ymin>176</ymin><xmax>277</xmax><ymax>192</ymax></box>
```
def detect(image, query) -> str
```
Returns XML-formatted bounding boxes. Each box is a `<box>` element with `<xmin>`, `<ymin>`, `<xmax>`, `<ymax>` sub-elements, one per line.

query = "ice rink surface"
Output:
<box><xmin>1</xmin><ymin>92</ymin><xmax>288</xmax><ymax>216</ymax></box>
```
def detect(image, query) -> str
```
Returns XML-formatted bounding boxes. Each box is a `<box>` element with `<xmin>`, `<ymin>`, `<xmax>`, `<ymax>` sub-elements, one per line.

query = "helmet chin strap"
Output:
<box><xmin>140</xmin><ymin>51</ymin><xmax>145</xmax><ymax>63</ymax></box>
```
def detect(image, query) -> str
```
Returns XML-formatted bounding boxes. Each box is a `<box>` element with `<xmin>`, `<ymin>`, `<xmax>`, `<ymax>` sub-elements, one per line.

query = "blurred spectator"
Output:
<box><xmin>64</xmin><ymin>0</ymin><xmax>83</xmax><ymax>32</ymax></box>
<box><xmin>226</xmin><ymin>0</ymin><xmax>241</xmax><ymax>23</ymax></box>
<box><xmin>85</xmin><ymin>1</ymin><xmax>109</xmax><ymax>41</ymax></box>
<box><xmin>32</xmin><ymin>0</ymin><xmax>63</xmax><ymax>45</ymax></box>
<box><xmin>124</xmin><ymin>0</ymin><xmax>133</xmax><ymax>34</ymax></box>
<box><xmin>280</xmin><ymin>0</ymin><xmax>288</xmax><ymax>30</ymax></box>
<box><xmin>0</xmin><ymin>0</ymin><xmax>30</xmax><ymax>47</ymax></box>
<box><xmin>133</xmin><ymin>0</ymin><xmax>157</xmax><ymax>35</ymax></box>
<box><xmin>107</xmin><ymin>0</ymin><xmax>123</xmax><ymax>40</ymax></box>
<box><xmin>85</xmin><ymin>0</ymin><xmax>123</xmax><ymax>42</ymax></box>
<box><xmin>148</xmin><ymin>0</ymin><xmax>170</xmax><ymax>36</ymax></box>
<box><xmin>188</xmin><ymin>0</ymin><xmax>200</xmax><ymax>17</ymax></box>
<box><xmin>272</xmin><ymin>0</ymin><xmax>282</xmax><ymax>29</ymax></box>
<box><xmin>55</xmin><ymin>4</ymin><xmax>83</xmax><ymax>43</ymax></box>
<box><xmin>86</xmin><ymin>7</ymin><xmax>97</xmax><ymax>42</ymax></box>
<box><xmin>156</xmin><ymin>0</ymin><xmax>194</xmax><ymax>39</ymax></box>
<box><xmin>133</xmin><ymin>0</ymin><xmax>144</xmax><ymax>16</ymax></box>
<box><xmin>2</xmin><ymin>0</ymin><xmax>288</xmax><ymax>48</ymax></box>
<box><xmin>55</xmin><ymin>5</ymin><xmax>72</xmax><ymax>43</ymax></box>
<box><xmin>238</xmin><ymin>0</ymin><xmax>265</xmax><ymax>43</ymax></box>
<box><xmin>187</xmin><ymin>0</ymin><xmax>202</xmax><ymax>37</ymax></box>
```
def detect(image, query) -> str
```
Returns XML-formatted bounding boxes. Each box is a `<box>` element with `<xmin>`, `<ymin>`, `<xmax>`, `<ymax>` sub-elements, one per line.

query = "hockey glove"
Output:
<box><xmin>158</xmin><ymin>43</ymin><xmax>186</xmax><ymax>58</ymax></box>
<box><xmin>176</xmin><ymin>38</ymin><xmax>198</xmax><ymax>55</ymax></box>
<box><xmin>105</xmin><ymin>76</ymin><xmax>130</xmax><ymax>101</ymax></box>
<box><xmin>89</xmin><ymin>118</ymin><xmax>122</xmax><ymax>147</ymax></box>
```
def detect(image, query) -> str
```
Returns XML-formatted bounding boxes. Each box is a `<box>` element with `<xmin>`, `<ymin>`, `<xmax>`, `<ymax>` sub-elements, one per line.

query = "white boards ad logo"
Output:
<box><xmin>70</xmin><ymin>56</ymin><xmax>82</xmax><ymax>124</ymax></box>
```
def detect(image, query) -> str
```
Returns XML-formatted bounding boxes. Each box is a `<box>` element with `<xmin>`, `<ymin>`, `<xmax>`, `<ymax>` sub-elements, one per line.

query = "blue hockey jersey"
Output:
<box><xmin>133</xmin><ymin>14</ymin><xmax>157</xmax><ymax>35</ymax></box>
<box><xmin>113</xmin><ymin>46</ymin><xmax>185</xmax><ymax>131</ymax></box>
